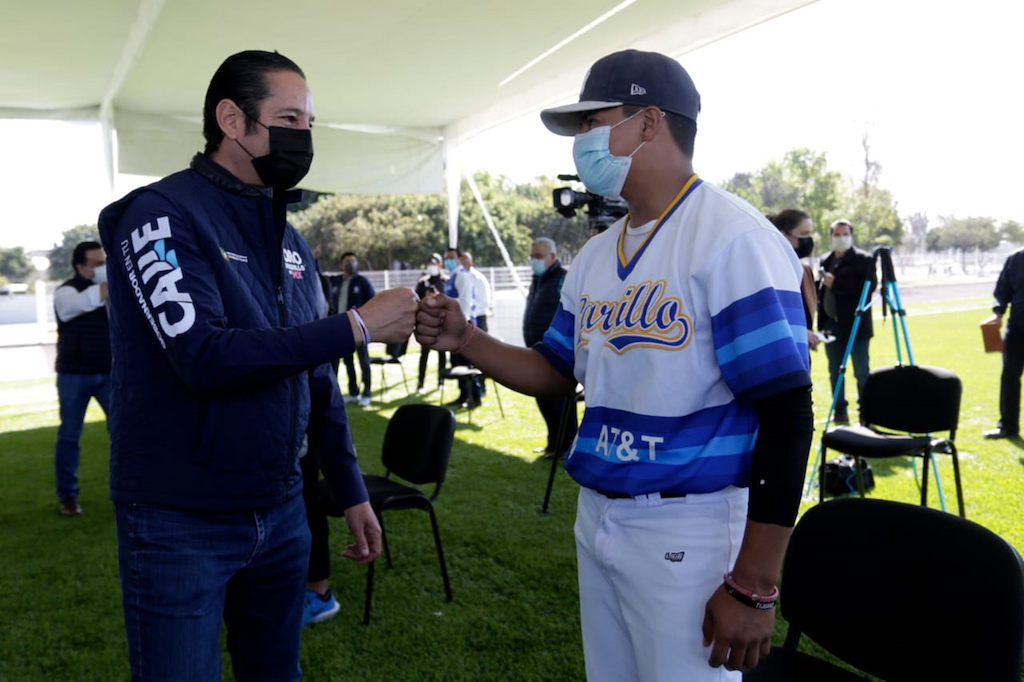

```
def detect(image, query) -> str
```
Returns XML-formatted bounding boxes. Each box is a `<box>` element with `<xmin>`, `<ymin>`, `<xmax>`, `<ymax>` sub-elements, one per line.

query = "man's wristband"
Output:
<box><xmin>723</xmin><ymin>573</ymin><xmax>778</xmax><ymax>610</ymax></box>
<box><xmin>455</xmin><ymin>319</ymin><xmax>476</xmax><ymax>354</ymax></box>
<box><xmin>350</xmin><ymin>308</ymin><xmax>371</xmax><ymax>347</ymax></box>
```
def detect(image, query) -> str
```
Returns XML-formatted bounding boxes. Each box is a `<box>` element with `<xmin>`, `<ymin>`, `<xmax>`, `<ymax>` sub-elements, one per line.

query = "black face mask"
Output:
<box><xmin>237</xmin><ymin>118</ymin><xmax>314</xmax><ymax>190</ymax></box>
<box><xmin>795</xmin><ymin>236</ymin><xmax>814</xmax><ymax>259</ymax></box>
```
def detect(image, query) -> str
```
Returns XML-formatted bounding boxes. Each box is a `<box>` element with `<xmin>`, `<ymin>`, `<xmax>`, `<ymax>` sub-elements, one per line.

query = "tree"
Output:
<box><xmin>291</xmin><ymin>170</ymin><xmax>579</xmax><ymax>271</ymax></box>
<box><xmin>907</xmin><ymin>212</ymin><xmax>929</xmax><ymax>238</ymax></box>
<box><xmin>511</xmin><ymin>176</ymin><xmax>590</xmax><ymax>261</ymax></box>
<box><xmin>841</xmin><ymin>135</ymin><xmax>903</xmax><ymax>248</ymax></box>
<box><xmin>840</xmin><ymin>185</ymin><xmax>903</xmax><ymax>248</ymax></box>
<box><xmin>720</xmin><ymin>148</ymin><xmax>843</xmax><ymax>249</ymax></box>
<box><xmin>925</xmin><ymin>216</ymin><xmax>1000</xmax><ymax>273</ymax></box>
<box><xmin>0</xmin><ymin>247</ymin><xmax>33</xmax><ymax>281</ymax></box>
<box><xmin>1000</xmin><ymin>220</ymin><xmax>1024</xmax><ymax>245</ymax></box>
<box><xmin>48</xmin><ymin>224</ymin><xmax>100</xmax><ymax>281</ymax></box>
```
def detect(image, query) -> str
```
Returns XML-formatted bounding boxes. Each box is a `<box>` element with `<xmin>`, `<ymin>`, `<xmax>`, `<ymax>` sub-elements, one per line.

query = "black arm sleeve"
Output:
<box><xmin>747</xmin><ymin>386</ymin><xmax>814</xmax><ymax>527</ymax></box>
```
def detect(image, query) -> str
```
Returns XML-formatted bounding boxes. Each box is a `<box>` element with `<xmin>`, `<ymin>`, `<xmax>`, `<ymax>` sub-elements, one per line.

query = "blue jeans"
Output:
<box><xmin>54</xmin><ymin>372</ymin><xmax>110</xmax><ymax>500</ymax></box>
<box><xmin>824</xmin><ymin>335</ymin><xmax>871</xmax><ymax>416</ymax></box>
<box><xmin>115</xmin><ymin>494</ymin><xmax>311</xmax><ymax>681</ymax></box>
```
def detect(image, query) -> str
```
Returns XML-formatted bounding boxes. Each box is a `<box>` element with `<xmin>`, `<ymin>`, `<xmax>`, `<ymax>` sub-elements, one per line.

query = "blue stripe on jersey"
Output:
<box><xmin>712</xmin><ymin>288</ymin><xmax>810</xmax><ymax>402</ymax></box>
<box><xmin>536</xmin><ymin>304</ymin><xmax>576</xmax><ymax>379</ymax></box>
<box><xmin>715</xmin><ymin>319</ymin><xmax>803</xmax><ymax>365</ymax></box>
<box><xmin>712</xmin><ymin>288</ymin><xmax>805</xmax><ymax>343</ymax></box>
<box><xmin>564</xmin><ymin>402</ymin><xmax>759</xmax><ymax>495</ymax></box>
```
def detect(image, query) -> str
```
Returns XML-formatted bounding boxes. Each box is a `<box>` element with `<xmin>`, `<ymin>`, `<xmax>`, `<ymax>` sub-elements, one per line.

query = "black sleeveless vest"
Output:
<box><xmin>55</xmin><ymin>274</ymin><xmax>112</xmax><ymax>374</ymax></box>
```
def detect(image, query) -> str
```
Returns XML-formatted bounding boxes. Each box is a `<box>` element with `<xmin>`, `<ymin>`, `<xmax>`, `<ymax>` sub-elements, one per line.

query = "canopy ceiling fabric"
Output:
<box><xmin>3</xmin><ymin>0</ymin><xmax>814</xmax><ymax>195</ymax></box>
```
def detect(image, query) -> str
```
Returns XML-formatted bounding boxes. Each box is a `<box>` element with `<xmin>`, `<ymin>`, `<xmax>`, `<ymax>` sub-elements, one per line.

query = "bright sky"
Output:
<box><xmin>2</xmin><ymin>0</ymin><xmax>1021</xmax><ymax>254</ymax></box>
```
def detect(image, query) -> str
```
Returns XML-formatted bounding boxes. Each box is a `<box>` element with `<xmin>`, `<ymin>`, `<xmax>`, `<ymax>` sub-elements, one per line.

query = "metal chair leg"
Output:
<box><xmin>380</xmin><ymin>514</ymin><xmax>393</xmax><ymax>568</ymax></box>
<box><xmin>491</xmin><ymin>378</ymin><xmax>505</xmax><ymax>419</ymax></box>
<box><xmin>399</xmin><ymin>364</ymin><xmax>409</xmax><ymax>395</ymax></box>
<box><xmin>950</xmin><ymin>446</ymin><xmax>966</xmax><ymax>518</ymax></box>
<box><xmin>819</xmin><ymin>446</ymin><xmax>827</xmax><ymax>504</ymax></box>
<box><xmin>921</xmin><ymin>452</ymin><xmax>930</xmax><ymax>508</ymax></box>
<box><xmin>363</xmin><ymin>560</ymin><xmax>375</xmax><ymax>625</ymax></box>
<box><xmin>854</xmin><ymin>455</ymin><xmax>867</xmax><ymax>498</ymax></box>
<box><xmin>427</xmin><ymin>505</ymin><xmax>452</xmax><ymax>602</ymax></box>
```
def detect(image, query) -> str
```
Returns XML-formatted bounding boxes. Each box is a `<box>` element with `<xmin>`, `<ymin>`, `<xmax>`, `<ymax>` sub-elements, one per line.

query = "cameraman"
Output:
<box><xmin>818</xmin><ymin>219</ymin><xmax>876</xmax><ymax>424</ymax></box>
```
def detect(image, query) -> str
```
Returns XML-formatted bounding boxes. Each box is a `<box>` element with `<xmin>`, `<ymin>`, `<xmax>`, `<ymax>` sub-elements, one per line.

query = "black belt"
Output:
<box><xmin>595</xmin><ymin>489</ymin><xmax>687</xmax><ymax>499</ymax></box>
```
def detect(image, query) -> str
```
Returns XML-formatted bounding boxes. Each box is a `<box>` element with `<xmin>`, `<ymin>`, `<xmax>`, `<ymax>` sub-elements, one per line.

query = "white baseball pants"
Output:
<box><xmin>574</xmin><ymin>486</ymin><xmax>748</xmax><ymax>681</ymax></box>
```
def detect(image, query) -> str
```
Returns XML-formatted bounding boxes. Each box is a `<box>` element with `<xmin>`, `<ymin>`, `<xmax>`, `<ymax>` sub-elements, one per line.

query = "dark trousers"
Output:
<box><xmin>451</xmin><ymin>353</ymin><xmax>483</xmax><ymax>403</ymax></box>
<box><xmin>999</xmin><ymin>327</ymin><xmax>1024</xmax><ymax>434</ymax></box>
<box><xmin>536</xmin><ymin>395</ymin><xmax>578</xmax><ymax>453</ymax></box>
<box><xmin>300</xmin><ymin>453</ymin><xmax>330</xmax><ymax>584</ymax></box>
<box><xmin>343</xmin><ymin>344</ymin><xmax>371</xmax><ymax>397</ymax></box>
<box><xmin>824</xmin><ymin>334</ymin><xmax>870</xmax><ymax>416</ymax></box>
<box><xmin>418</xmin><ymin>347</ymin><xmax>447</xmax><ymax>389</ymax></box>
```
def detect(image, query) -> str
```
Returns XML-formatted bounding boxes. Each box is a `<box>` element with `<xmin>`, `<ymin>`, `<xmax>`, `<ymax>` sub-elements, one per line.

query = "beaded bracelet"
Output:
<box><xmin>723</xmin><ymin>573</ymin><xmax>778</xmax><ymax>611</ymax></box>
<box><xmin>350</xmin><ymin>308</ymin><xmax>371</xmax><ymax>347</ymax></box>
<box><xmin>455</xmin><ymin>319</ymin><xmax>476</xmax><ymax>354</ymax></box>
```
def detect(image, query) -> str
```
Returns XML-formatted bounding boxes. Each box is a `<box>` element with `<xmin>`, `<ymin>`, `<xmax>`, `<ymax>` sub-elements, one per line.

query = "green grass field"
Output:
<box><xmin>1</xmin><ymin>306</ymin><xmax>1021</xmax><ymax>680</ymax></box>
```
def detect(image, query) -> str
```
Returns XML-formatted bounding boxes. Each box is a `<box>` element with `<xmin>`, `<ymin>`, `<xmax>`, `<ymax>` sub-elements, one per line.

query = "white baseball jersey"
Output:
<box><xmin>537</xmin><ymin>176</ymin><xmax>810</xmax><ymax>495</ymax></box>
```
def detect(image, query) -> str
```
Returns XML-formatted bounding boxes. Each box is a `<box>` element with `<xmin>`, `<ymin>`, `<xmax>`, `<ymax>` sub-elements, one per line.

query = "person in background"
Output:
<box><xmin>523</xmin><ymin>237</ymin><xmax>577</xmax><ymax>458</ymax></box>
<box><xmin>768</xmin><ymin>210</ymin><xmax>820</xmax><ymax>358</ymax></box>
<box><xmin>52</xmin><ymin>240</ymin><xmax>111</xmax><ymax>517</ymax></box>
<box><xmin>983</xmin><ymin>249</ymin><xmax>1024</xmax><ymax>438</ymax></box>
<box><xmin>443</xmin><ymin>247</ymin><xmax>481</xmax><ymax>408</ymax></box>
<box><xmin>415</xmin><ymin>252</ymin><xmax>448</xmax><ymax>393</ymax></box>
<box><xmin>460</xmin><ymin>251</ymin><xmax>493</xmax><ymax>332</ymax></box>
<box><xmin>335</xmin><ymin>252</ymin><xmax>376</xmax><ymax>407</ymax></box>
<box><xmin>299</xmin><ymin>435</ymin><xmax>341</xmax><ymax>626</ymax></box>
<box><xmin>818</xmin><ymin>219</ymin><xmax>876</xmax><ymax>425</ymax></box>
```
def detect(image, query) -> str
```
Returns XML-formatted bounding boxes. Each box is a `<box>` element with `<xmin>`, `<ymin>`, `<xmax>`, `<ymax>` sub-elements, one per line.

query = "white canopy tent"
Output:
<box><xmin>1</xmin><ymin>0</ymin><xmax>814</xmax><ymax>245</ymax></box>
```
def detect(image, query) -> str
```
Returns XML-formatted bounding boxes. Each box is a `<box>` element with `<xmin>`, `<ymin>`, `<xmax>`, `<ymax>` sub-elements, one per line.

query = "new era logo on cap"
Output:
<box><xmin>540</xmin><ymin>50</ymin><xmax>701</xmax><ymax>137</ymax></box>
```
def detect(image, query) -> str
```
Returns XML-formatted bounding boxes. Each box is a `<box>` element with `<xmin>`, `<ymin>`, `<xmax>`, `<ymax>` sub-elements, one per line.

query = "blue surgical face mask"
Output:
<box><xmin>444</xmin><ymin>258</ymin><xmax>458</xmax><ymax>271</ymax></box>
<box><xmin>530</xmin><ymin>259</ymin><xmax>547</xmax><ymax>276</ymax></box>
<box><xmin>572</xmin><ymin>109</ymin><xmax>646</xmax><ymax>200</ymax></box>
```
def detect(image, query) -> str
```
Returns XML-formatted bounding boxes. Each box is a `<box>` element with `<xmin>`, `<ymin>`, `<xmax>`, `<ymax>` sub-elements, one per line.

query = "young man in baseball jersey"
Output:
<box><xmin>415</xmin><ymin>50</ymin><xmax>813</xmax><ymax>679</ymax></box>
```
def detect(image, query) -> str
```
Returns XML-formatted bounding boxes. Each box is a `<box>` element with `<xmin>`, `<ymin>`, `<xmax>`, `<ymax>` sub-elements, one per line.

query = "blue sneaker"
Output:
<box><xmin>303</xmin><ymin>589</ymin><xmax>340</xmax><ymax>626</ymax></box>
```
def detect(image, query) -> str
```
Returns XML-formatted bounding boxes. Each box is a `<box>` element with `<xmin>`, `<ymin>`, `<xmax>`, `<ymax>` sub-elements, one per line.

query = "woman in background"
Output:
<box><xmin>769</xmin><ymin>209</ymin><xmax>820</xmax><ymax>356</ymax></box>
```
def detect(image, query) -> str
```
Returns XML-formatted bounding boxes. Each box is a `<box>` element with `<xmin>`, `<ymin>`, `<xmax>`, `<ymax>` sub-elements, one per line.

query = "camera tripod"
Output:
<box><xmin>804</xmin><ymin>247</ymin><xmax>952</xmax><ymax>511</ymax></box>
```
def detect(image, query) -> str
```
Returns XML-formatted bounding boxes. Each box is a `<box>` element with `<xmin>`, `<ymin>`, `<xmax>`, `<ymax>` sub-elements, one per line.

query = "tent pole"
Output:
<box><xmin>444</xmin><ymin>140</ymin><xmax>461</xmax><ymax>249</ymax></box>
<box><xmin>99</xmin><ymin>103</ymin><xmax>116</xmax><ymax>200</ymax></box>
<box><xmin>465</xmin><ymin>173</ymin><xmax>528</xmax><ymax>298</ymax></box>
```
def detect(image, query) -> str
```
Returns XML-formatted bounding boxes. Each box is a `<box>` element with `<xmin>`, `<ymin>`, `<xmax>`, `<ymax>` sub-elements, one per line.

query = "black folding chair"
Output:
<box><xmin>819</xmin><ymin>364</ymin><xmax>965</xmax><ymax>516</ymax></box>
<box><xmin>745</xmin><ymin>498</ymin><xmax>1024</xmax><ymax>681</ymax></box>
<box><xmin>363</xmin><ymin>404</ymin><xmax>455</xmax><ymax>624</ymax></box>
<box><xmin>368</xmin><ymin>341</ymin><xmax>410</xmax><ymax>401</ymax></box>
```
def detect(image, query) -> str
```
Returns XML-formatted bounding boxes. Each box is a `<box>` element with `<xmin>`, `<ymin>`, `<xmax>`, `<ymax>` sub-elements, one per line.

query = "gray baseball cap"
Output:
<box><xmin>541</xmin><ymin>49</ymin><xmax>701</xmax><ymax>136</ymax></box>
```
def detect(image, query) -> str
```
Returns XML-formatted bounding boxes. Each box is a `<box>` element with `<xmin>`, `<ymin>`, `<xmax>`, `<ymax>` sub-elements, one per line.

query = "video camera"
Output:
<box><xmin>552</xmin><ymin>175</ymin><xmax>628</xmax><ymax>235</ymax></box>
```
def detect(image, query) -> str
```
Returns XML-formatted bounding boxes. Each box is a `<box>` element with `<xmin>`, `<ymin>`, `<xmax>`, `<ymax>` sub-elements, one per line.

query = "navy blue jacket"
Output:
<box><xmin>523</xmin><ymin>260</ymin><xmax>567</xmax><ymax>348</ymax></box>
<box><xmin>327</xmin><ymin>272</ymin><xmax>375</xmax><ymax>315</ymax></box>
<box><xmin>98</xmin><ymin>154</ymin><xmax>367</xmax><ymax>511</ymax></box>
<box><xmin>994</xmin><ymin>249</ymin><xmax>1024</xmax><ymax>331</ymax></box>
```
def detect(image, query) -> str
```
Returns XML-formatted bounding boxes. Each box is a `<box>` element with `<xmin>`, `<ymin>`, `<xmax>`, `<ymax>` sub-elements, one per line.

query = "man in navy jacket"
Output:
<box><xmin>98</xmin><ymin>50</ymin><xmax>417</xmax><ymax>680</ymax></box>
<box><xmin>333</xmin><ymin>251</ymin><xmax>376</xmax><ymax>405</ymax></box>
